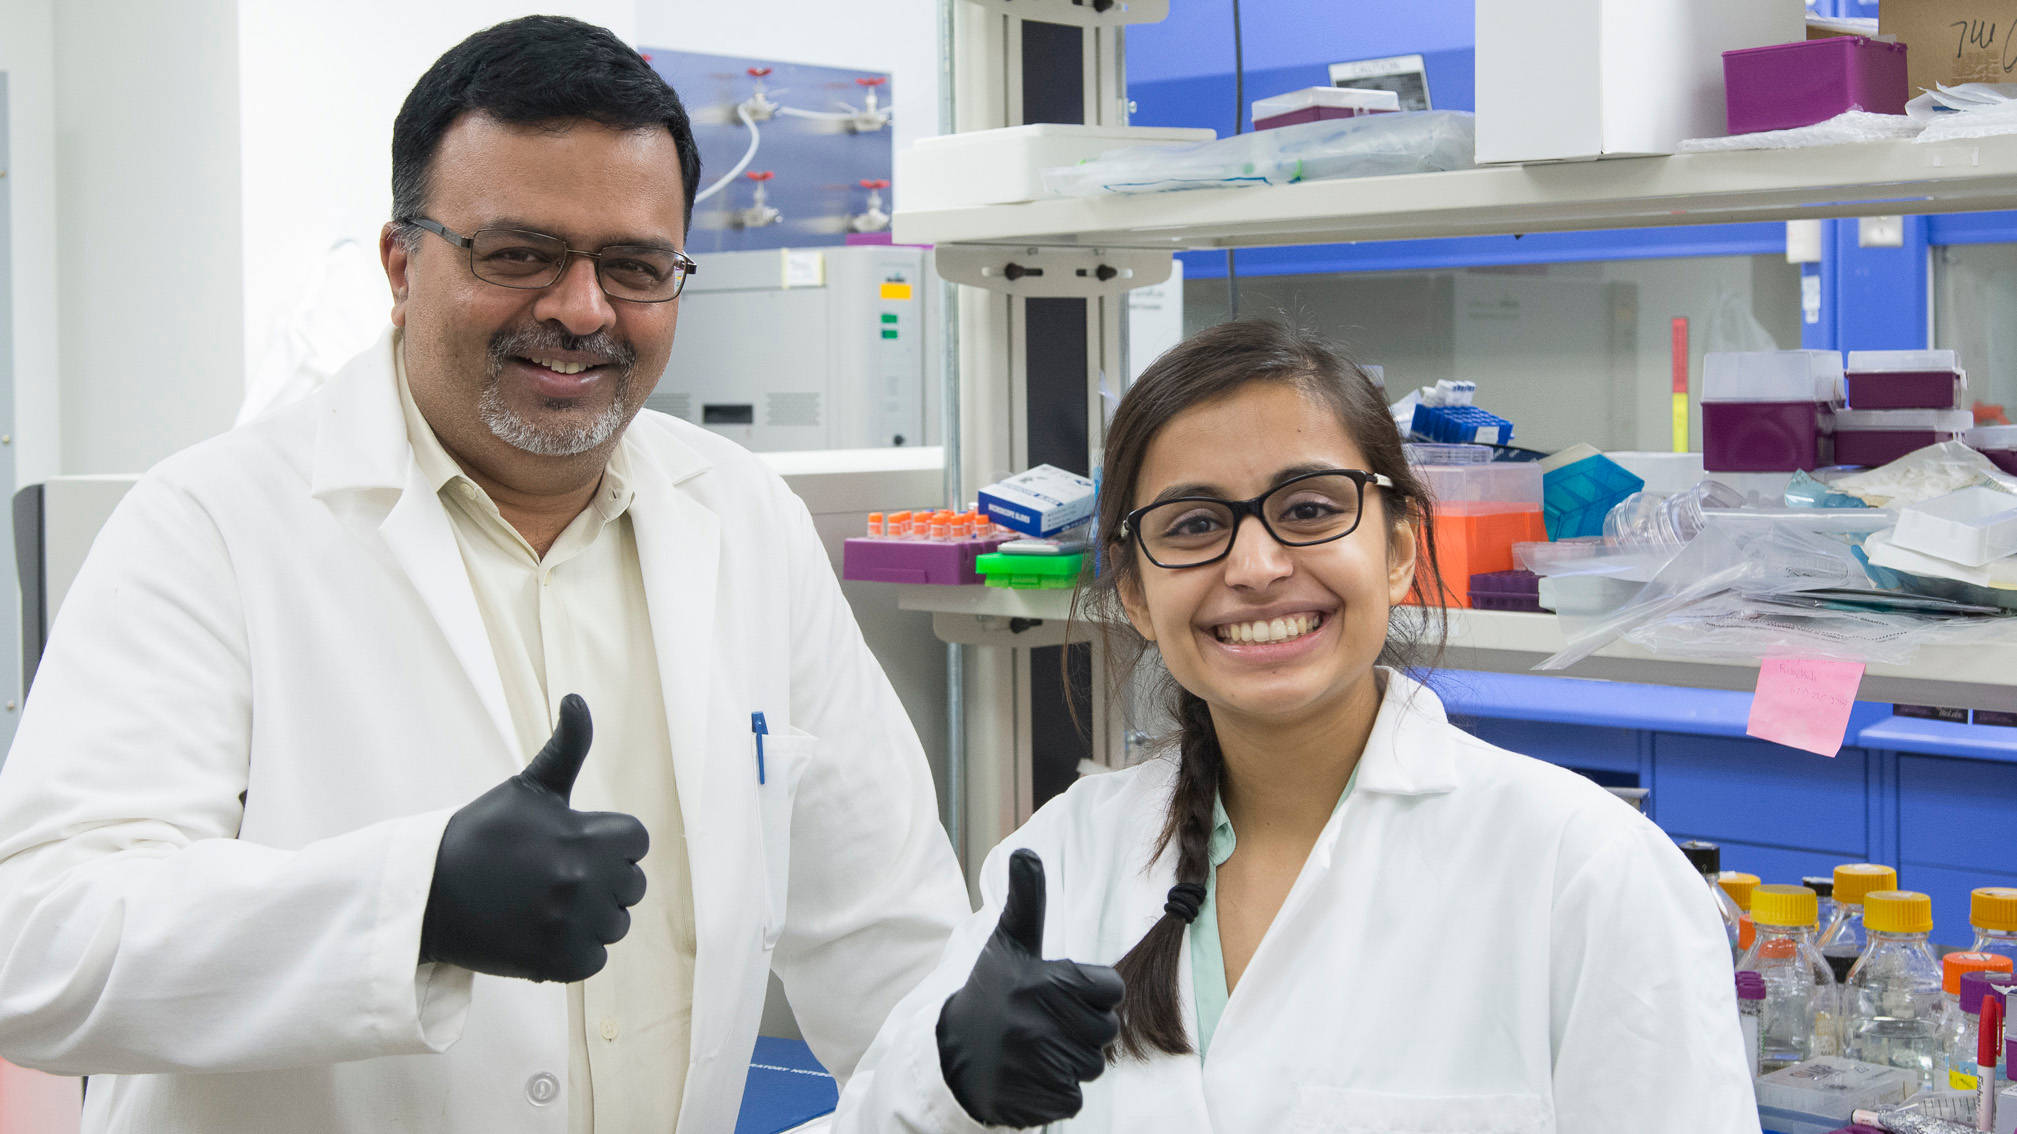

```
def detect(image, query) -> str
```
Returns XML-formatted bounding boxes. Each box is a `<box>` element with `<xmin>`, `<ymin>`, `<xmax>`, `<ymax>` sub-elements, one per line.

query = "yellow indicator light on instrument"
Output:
<box><xmin>879</xmin><ymin>282</ymin><xmax>913</xmax><ymax>301</ymax></box>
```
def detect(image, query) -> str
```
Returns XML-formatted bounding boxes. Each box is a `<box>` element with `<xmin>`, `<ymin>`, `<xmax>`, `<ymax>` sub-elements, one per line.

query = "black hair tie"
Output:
<box><xmin>1163</xmin><ymin>882</ymin><xmax>1207</xmax><ymax>924</ymax></box>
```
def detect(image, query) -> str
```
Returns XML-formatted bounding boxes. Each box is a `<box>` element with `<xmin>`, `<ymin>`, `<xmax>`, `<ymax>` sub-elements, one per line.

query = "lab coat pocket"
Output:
<box><xmin>1285</xmin><ymin>1086</ymin><xmax>1554</xmax><ymax>1134</ymax></box>
<box><xmin>755</xmin><ymin>729</ymin><xmax>816</xmax><ymax>951</ymax></box>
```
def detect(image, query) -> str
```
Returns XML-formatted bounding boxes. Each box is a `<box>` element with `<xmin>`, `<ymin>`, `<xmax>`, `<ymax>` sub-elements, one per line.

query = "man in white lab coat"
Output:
<box><xmin>0</xmin><ymin>16</ymin><xmax>967</xmax><ymax>1133</ymax></box>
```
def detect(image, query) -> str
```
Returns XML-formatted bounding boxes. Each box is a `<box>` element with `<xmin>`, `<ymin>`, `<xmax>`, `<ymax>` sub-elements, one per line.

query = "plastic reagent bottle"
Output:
<box><xmin>1822</xmin><ymin>863</ymin><xmax>1899</xmax><ymax>986</ymax></box>
<box><xmin>1845</xmin><ymin>889</ymin><xmax>1948</xmax><ymax>1091</ymax></box>
<box><xmin>1946</xmin><ymin>967</ymin><xmax>2013</xmax><ymax>1091</ymax></box>
<box><xmin>1680</xmin><ymin>841</ymin><xmax>1744</xmax><ymax>954</ymax></box>
<box><xmin>1970</xmin><ymin>887</ymin><xmax>2017</xmax><ymax>969</ymax></box>
<box><xmin>1738</xmin><ymin>884</ymin><xmax>1839</xmax><ymax>1069</ymax></box>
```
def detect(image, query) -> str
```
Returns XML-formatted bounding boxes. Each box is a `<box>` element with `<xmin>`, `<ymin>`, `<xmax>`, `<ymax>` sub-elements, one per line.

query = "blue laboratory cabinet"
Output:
<box><xmin>1438</xmin><ymin>673</ymin><xmax>2017</xmax><ymax>949</ymax></box>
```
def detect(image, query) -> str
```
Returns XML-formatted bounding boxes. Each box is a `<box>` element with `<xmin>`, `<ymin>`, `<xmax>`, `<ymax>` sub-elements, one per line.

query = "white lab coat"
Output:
<box><xmin>0</xmin><ymin>329</ymin><xmax>969</xmax><ymax>1132</ymax></box>
<box><xmin>836</xmin><ymin>672</ymin><xmax>1761</xmax><ymax>1134</ymax></box>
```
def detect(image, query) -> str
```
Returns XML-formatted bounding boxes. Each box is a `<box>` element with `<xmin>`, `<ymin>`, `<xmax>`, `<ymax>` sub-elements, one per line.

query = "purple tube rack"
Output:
<box><xmin>842</xmin><ymin>537</ymin><xmax>1006</xmax><ymax>586</ymax></box>
<box><xmin>1468</xmin><ymin>570</ymin><xmax>1543</xmax><ymax>613</ymax></box>
<box><xmin>1845</xmin><ymin>371</ymin><xmax>1961</xmax><ymax>410</ymax></box>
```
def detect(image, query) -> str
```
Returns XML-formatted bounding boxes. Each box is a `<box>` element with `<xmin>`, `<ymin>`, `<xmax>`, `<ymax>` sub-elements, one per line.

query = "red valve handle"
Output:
<box><xmin>746</xmin><ymin>171</ymin><xmax>775</xmax><ymax>182</ymax></box>
<box><xmin>747</xmin><ymin>67</ymin><xmax>773</xmax><ymax>77</ymax></box>
<box><xmin>858</xmin><ymin>179</ymin><xmax>890</xmax><ymax>190</ymax></box>
<box><xmin>855</xmin><ymin>76</ymin><xmax>887</xmax><ymax>87</ymax></box>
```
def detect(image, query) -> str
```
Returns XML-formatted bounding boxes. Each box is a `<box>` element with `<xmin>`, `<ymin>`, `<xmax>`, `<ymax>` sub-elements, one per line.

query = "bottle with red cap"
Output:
<box><xmin>1946</xmin><ymin>965</ymin><xmax>2014</xmax><ymax>1091</ymax></box>
<box><xmin>1738</xmin><ymin>884</ymin><xmax>1838</xmax><ymax>1070</ymax></box>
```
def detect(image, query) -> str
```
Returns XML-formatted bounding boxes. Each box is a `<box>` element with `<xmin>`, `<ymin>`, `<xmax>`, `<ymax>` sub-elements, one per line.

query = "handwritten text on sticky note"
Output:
<box><xmin>1747</xmin><ymin>656</ymin><xmax>1866</xmax><ymax>757</ymax></box>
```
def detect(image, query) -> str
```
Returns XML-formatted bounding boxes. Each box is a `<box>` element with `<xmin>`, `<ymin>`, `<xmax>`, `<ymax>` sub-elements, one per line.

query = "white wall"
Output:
<box><xmin>54</xmin><ymin>0</ymin><xmax>244</xmax><ymax>475</ymax></box>
<box><xmin>235</xmin><ymin>0</ymin><xmax>637</xmax><ymax>428</ymax></box>
<box><xmin>0</xmin><ymin>0</ymin><xmax>58</xmax><ymax>487</ymax></box>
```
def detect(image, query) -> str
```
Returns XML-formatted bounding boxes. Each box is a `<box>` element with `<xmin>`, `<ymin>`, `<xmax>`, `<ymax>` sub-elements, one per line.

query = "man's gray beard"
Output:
<box><xmin>478</xmin><ymin>373</ymin><xmax>631</xmax><ymax>457</ymax></box>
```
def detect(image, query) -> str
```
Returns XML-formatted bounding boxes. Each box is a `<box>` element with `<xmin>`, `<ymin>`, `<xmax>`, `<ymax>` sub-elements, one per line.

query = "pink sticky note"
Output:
<box><xmin>1747</xmin><ymin>656</ymin><xmax>1865</xmax><ymax>757</ymax></box>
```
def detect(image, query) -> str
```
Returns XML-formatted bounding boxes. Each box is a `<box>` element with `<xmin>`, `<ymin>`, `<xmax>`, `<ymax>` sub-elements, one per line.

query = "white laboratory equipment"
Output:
<box><xmin>650</xmin><ymin>244</ymin><xmax>941</xmax><ymax>452</ymax></box>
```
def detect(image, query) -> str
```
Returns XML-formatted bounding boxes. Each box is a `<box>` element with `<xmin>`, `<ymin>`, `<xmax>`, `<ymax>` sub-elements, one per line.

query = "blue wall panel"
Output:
<box><xmin>1898</xmin><ymin>755</ymin><xmax>2017</xmax><ymax>874</ymax></box>
<box><xmin>1654</xmin><ymin>735</ymin><xmax>1869</xmax><ymax>856</ymax></box>
<box><xmin>1460</xmin><ymin>718</ymin><xmax>1643</xmax><ymax>777</ymax></box>
<box><xmin>1667</xmin><ymin>838</ymin><xmax>1865</xmax><ymax>901</ymax></box>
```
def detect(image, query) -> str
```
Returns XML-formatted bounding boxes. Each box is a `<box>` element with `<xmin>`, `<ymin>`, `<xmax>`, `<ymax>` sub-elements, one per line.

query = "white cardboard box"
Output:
<box><xmin>1474</xmin><ymin>0</ymin><xmax>1806</xmax><ymax>164</ymax></box>
<box><xmin>896</xmin><ymin>124</ymin><xmax>1216</xmax><ymax>209</ymax></box>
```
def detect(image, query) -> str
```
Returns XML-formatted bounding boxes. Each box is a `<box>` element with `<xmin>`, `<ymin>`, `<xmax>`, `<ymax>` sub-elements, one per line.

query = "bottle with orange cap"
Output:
<box><xmin>1970</xmin><ymin>887</ymin><xmax>2017</xmax><ymax>969</ymax></box>
<box><xmin>1820</xmin><ymin>863</ymin><xmax>1899</xmax><ymax>986</ymax></box>
<box><xmin>1938</xmin><ymin>952</ymin><xmax>2013</xmax><ymax>1089</ymax></box>
<box><xmin>1844</xmin><ymin>889</ymin><xmax>1947</xmax><ymax>1090</ymax></box>
<box><xmin>1738</xmin><ymin>884</ymin><xmax>1839</xmax><ymax>1071</ymax></box>
<box><xmin>1720</xmin><ymin>871</ymin><xmax>1762</xmax><ymax>956</ymax></box>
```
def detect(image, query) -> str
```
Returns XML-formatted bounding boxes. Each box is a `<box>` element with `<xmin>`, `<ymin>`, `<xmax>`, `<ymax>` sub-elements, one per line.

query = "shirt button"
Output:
<box><xmin>600</xmin><ymin>1017</ymin><xmax>619</xmax><ymax>1041</ymax></box>
<box><xmin>525</xmin><ymin>1071</ymin><xmax>560</xmax><ymax>1107</ymax></box>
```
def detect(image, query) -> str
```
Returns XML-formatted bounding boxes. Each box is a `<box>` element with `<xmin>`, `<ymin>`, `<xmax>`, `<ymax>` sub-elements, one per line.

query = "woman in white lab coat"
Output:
<box><xmin>835</xmin><ymin>321</ymin><xmax>1759</xmax><ymax>1133</ymax></box>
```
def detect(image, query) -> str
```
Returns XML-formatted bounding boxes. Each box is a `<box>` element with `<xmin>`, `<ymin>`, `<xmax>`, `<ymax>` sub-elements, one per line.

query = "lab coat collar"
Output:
<box><xmin>1347</xmin><ymin>669</ymin><xmax>1462</xmax><ymax>798</ymax></box>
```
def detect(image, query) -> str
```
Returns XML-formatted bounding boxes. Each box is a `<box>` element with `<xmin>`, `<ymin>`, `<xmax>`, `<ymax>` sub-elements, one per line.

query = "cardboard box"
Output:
<box><xmin>977</xmin><ymin>465</ymin><xmax>1094</xmax><ymax>538</ymax></box>
<box><xmin>1881</xmin><ymin>0</ymin><xmax>2017</xmax><ymax>98</ymax></box>
<box><xmin>1476</xmin><ymin>0</ymin><xmax>1806</xmax><ymax>163</ymax></box>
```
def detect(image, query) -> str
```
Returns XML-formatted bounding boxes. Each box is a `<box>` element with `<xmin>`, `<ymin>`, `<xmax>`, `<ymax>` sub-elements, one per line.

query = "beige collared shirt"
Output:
<box><xmin>396</xmin><ymin>342</ymin><xmax>697</xmax><ymax>1133</ymax></box>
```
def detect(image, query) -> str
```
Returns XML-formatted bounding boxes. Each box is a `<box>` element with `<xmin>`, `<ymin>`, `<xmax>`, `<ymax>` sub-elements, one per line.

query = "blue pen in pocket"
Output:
<box><xmin>751</xmin><ymin>711</ymin><xmax>768</xmax><ymax>785</ymax></box>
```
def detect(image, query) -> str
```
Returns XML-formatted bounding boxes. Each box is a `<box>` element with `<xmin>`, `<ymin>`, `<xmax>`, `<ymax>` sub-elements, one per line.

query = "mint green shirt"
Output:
<box><xmin>1189</xmin><ymin>765</ymin><xmax>1360</xmax><ymax>1059</ymax></box>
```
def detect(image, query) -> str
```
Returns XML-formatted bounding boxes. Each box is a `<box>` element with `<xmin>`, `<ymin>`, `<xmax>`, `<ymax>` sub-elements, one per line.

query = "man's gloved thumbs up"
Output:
<box><xmin>420</xmin><ymin>694</ymin><xmax>649</xmax><ymax>983</ymax></box>
<box><xmin>997</xmin><ymin>847</ymin><xmax>1047</xmax><ymax>955</ymax></box>
<box><xmin>522</xmin><ymin>693</ymin><xmax>593</xmax><ymax>801</ymax></box>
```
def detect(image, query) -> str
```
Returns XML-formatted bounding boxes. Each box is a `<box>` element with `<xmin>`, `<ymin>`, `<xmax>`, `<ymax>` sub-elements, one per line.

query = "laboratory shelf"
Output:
<box><xmin>894</xmin><ymin>134</ymin><xmax>2017</xmax><ymax>250</ymax></box>
<box><xmin>892</xmin><ymin>584</ymin><xmax>2017</xmax><ymax>709</ymax></box>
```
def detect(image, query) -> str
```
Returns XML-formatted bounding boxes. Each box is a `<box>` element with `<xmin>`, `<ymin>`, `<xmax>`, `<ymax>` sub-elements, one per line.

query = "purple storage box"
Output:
<box><xmin>1967</xmin><ymin>424</ymin><xmax>2017</xmax><ymax>477</ymax></box>
<box><xmin>1723</xmin><ymin>36</ymin><xmax>1909</xmax><ymax>135</ymax></box>
<box><xmin>1468</xmin><ymin>570</ymin><xmax>1543</xmax><ymax>613</ymax></box>
<box><xmin>842</xmin><ymin>537</ymin><xmax>1003</xmax><ymax>586</ymax></box>
<box><xmin>1830</xmin><ymin>408</ymin><xmax>1972</xmax><ymax>468</ymax></box>
<box><xmin>1254</xmin><ymin>106</ymin><xmax>1394</xmax><ymax>130</ymax></box>
<box><xmin>1702</xmin><ymin>402</ymin><xmax>1821</xmax><ymax>472</ymax></box>
<box><xmin>1845</xmin><ymin>349</ymin><xmax>1965</xmax><ymax>410</ymax></box>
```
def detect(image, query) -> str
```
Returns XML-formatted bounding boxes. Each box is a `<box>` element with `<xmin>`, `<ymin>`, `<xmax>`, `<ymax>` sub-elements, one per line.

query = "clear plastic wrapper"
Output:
<box><xmin>1041</xmin><ymin>111</ymin><xmax>1475</xmax><ymax>196</ymax></box>
<box><xmin>1832</xmin><ymin>442</ymin><xmax>2017</xmax><ymax>509</ymax></box>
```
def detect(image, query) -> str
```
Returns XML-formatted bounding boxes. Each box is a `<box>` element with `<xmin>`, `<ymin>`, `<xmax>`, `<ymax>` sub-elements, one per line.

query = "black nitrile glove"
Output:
<box><xmin>937</xmin><ymin>848</ymin><xmax>1125</xmax><ymax>1128</ymax></box>
<box><xmin>419</xmin><ymin>694</ymin><xmax>649</xmax><ymax>983</ymax></box>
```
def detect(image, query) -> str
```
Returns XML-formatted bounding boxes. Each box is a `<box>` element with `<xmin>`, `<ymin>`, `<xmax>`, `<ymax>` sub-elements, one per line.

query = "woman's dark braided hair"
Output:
<box><xmin>1072</xmin><ymin>320</ymin><xmax>1451</xmax><ymax>1060</ymax></box>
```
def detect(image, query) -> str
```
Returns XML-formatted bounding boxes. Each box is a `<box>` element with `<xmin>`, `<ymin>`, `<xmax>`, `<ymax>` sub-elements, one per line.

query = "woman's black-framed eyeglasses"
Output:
<box><xmin>1116</xmin><ymin>468</ymin><xmax>1396</xmax><ymax>569</ymax></box>
<box><xmin>400</xmin><ymin>216</ymin><xmax>697</xmax><ymax>302</ymax></box>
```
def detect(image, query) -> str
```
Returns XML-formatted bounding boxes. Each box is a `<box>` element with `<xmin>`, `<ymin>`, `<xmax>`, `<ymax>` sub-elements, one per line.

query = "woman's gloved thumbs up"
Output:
<box><xmin>936</xmin><ymin>849</ymin><xmax>1126</xmax><ymax>1128</ymax></box>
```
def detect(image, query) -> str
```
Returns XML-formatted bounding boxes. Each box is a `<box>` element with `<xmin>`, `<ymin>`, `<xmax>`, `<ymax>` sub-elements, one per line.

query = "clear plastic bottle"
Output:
<box><xmin>1822</xmin><ymin>863</ymin><xmax>1899</xmax><ymax>987</ymax></box>
<box><xmin>1804</xmin><ymin>875</ymin><xmax>1838</xmax><ymax>937</ymax></box>
<box><xmin>1845</xmin><ymin>890</ymin><xmax>1948</xmax><ymax>1091</ymax></box>
<box><xmin>1722</xmin><ymin>872</ymin><xmax>1762</xmax><ymax>957</ymax></box>
<box><xmin>1739</xmin><ymin>884</ymin><xmax>1839</xmax><ymax>1070</ymax></box>
<box><xmin>1970</xmin><ymin>888</ymin><xmax>2017</xmax><ymax>970</ymax></box>
<box><xmin>1945</xmin><ymin>966</ymin><xmax>2013</xmax><ymax>1091</ymax></box>
<box><xmin>1679</xmin><ymin>841</ymin><xmax>1744</xmax><ymax>954</ymax></box>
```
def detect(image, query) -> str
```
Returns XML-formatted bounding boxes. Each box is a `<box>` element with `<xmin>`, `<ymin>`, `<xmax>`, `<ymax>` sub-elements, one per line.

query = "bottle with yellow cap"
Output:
<box><xmin>1844</xmin><ymin>889</ymin><xmax>1946</xmax><ymax>1091</ymax></box>
<box><xmin>1969</xmin><ymin>887</ymin><xmax>2017</xmax><ymax>969</ymax></box>
<box><xmin>1820</xmin><ymin>863</ymin><xmax>1899</xmax><ymax>986</ymax></box>
<box><xmin>1736</xmin><ymin>884</ymin><xmax>1838</xmax><ymax>1071</ymax></box>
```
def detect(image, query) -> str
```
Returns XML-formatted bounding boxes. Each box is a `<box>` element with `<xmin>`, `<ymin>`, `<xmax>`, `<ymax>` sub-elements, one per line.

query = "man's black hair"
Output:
<box><xmin>390</xmin><ymin>15</ymin><xmax>702</xmax><ymax>245</ymax></box>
